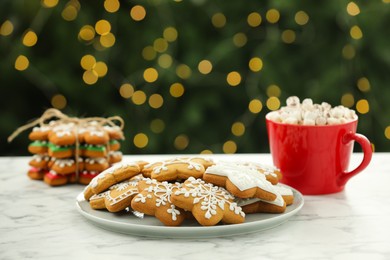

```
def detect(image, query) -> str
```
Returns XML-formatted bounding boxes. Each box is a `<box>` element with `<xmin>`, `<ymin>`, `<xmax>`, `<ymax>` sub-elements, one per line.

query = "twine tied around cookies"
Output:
<box><xmin>8</xmin><ymin>108</ymin><xmax>125</xmax><ymax>181</ymax></box>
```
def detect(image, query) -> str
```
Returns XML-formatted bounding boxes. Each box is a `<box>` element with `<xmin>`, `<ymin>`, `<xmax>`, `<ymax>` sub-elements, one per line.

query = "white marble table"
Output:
<box><xmin>1</xmin><ymin>153</ymin><xmax>389</xmax><ymax>260</ymax></box>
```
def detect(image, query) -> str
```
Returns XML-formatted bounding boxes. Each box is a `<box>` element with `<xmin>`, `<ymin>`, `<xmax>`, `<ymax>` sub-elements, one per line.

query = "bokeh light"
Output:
<box><xmin>226</xmin><ymin>71</ymin><xmax>241</xmax><ymax>86</ymax></box>
<box><xmin>223</xmin><ymin>140</ymin><xmax>237</xmax><ymax>154</ymax></box>
<box><xmin>249</xmin><ymin>57</ymin><xmax>263</xmax><ymax>72</ymax></box>
<box><xmin>133</xmin><ymin>133</ymin><xmax>148</xmax><ymax>148</ymax></box>
<box><xmin>266</xmin><ymin>97</ymin><xmax>281</xmax><ymax>110</ymax></box>
<box><xmin>247</xmin><ymin>12</ymin><xmax>262</xmax><ymax>27</ymax></box>
<box><xmin>22</xmin><ymin>30</ymin><xmax>38</xmax><ymax>47</ymax></box>
<box><xmin>143</xmin><ymin>67</ymin><xmax>158</xmax><ymax>83</ymax></box>
<box><xmin>119</xmin><ymin>83</ymin><xmax>134</xmax><ymax>99</ymax></box>
<box><xmin>266</xmin><ymin>9</ymin><xmax>280</xmax><ymax>23</ymax></box>
<box><xmin>130</xmin><ymin>5</ymin><xmax>146</xmax><ymax>21</ymax></box>
<box><xmin>148</xmin><ymin>94</ymin><xmax>164</xmax><ymax>109</ymax></box>
<box><xmin>211</xmin><ymin>13</ymin><xmax>226</xmax><ymax>28</ymax></box>
<box><xmin>174</xmin><ymin>134</ymin><xmax>189</xmax><ymax>150</ymax></box>
<box><xmin>14</xmin><ymin>55</ymin><xmax>29</xmax><ymax>71</ymax></box>
<box><xmin>51</xmin><ymin>94</ymin><xmax>67</xmax><ymax>109</ymax></box>
<box><xmin>295</xmin><ymin>11</ymin><xmax>309</xmax><ymax>25</ymax></box>
<box><xmin>356</xmin><ymin>99</ymin><xmax>370</xmax><ymax>114</ymax></box>
<box><xmin>198</xmin><ymin>60</ymin><xmax>213</xmax><ymax>74</ymax></box>
<box><xmin>170</xmin><ymin>83</ymin><xmax>185</xmax><ymax>98</ymax></box>
<box><xmin>248</xmin><ymin>99</ymin><xmax>263</xmax><ymax>114</ymax></box>
<box><xmin>231</xmin><ymin>122</ymin><xmax>245</xmax><ymax>137</ymax></box>
<box><xmin>132</xmin><ymin>90</ymin><xmax>147</xmax><ymax>105</ymax></box>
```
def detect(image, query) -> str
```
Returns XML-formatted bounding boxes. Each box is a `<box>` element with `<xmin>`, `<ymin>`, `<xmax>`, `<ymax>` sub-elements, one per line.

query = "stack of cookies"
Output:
<box><xmin>27</xmin><ymin>121</ymin><xmax>124</xmax><ymax>186</ymax></box>
<box><xmin>83</xmin><ymin>157</ymin><xmax>295</xmax><ymax>227</ymax></box>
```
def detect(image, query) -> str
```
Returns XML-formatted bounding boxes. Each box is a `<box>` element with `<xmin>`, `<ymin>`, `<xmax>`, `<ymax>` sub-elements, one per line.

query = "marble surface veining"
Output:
<box><xmin>1</xmin><ymin>154</ymin><xmax>390</xmax><ymax>260</ymax></box>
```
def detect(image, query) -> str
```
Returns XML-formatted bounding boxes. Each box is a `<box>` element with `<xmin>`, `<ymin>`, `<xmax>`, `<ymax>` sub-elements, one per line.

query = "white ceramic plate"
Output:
<box><xmin>76</xmin><ymin>185</ymin><xmax>304</xmax><ymax>238</ymax></box>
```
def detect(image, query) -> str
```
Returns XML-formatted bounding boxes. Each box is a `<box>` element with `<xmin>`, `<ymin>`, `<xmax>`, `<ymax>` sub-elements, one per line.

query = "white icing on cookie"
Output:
<box><xmin>89</xmin><ymin>162</ymin><xmax>139</xmax><ymax>188</ymax></box>
<box><xmin>175</xmin><ymin>177</ymin><xmax>245</xmax><ymax>219</ymax></box>
<box><xmin>144</xmin><ymin>157</ymin><xmax>206</xmax><ymax>174</ymax></box>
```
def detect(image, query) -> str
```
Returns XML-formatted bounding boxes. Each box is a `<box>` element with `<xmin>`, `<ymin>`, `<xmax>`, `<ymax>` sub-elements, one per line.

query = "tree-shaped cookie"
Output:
<box><xmin>171</xmin><ymin>177</ymin><xmax>245</xmax><ymax>226</ymax></box>
<box><xmin>131</xmin><ymin>178</ymin><xmax>185</xmax><ymax>226</ymax></box>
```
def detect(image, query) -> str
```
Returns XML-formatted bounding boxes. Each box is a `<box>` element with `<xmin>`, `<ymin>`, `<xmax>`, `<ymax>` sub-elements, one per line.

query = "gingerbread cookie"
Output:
<box><xmin>84</xmin><ymin>157</ymin><xmax>109</xmax><ymax>172</ymax></box>
<box><xmin>28</xmin><ymin>126</ymin><xmax>51</xmax><ymax>141</ymax></box>
<box><xmin>103</xmin><ymin>125</ymin><xmax>124</xmax><ymax>140</ymax></box>
<box><xmin>108</xmin><ymin>151</ymin><xmax>122</xmax><ymax>164</ymax></box>
<box><xmin>89</xmin><ymin>179</ymin><xmax>139</xmax><ymax>212</ymax></box>
<box><xmin>83</xmin><ymin>161</ymin><xmax>143</xmax><ymax>200</ymax></box>
<box><xmin>44</xmin><ymin>170</ymin><xmax>68</xmax><ymax>186</ymax></box>
<box><xmin>171</xmin><ymin>177</ymin><xmax>245</xmax><ymax>226</ymax></box>
<box><xmin>27</xmin><ymin>167</ymin><xmax>45</xmax><ymax>180</ymax></box>
<box><xmin>48</xmin><ymin>129</ymin><xmax>76</xmax><ymax>146</ymax></box>
<box><xmin>84</xmin><ymin>129</ymin><xmax>109</xmax><ymax>145</ymax></box>
<box><xmin>50</xmin><ymin>158</ymin><xmax>84</xmax><ymax>175</ymax></box>
<box><xmin>131</xmin><ymin>178</ymin><xmax>185</xmax><ymax>226</ymax></box>
<box><xmin>79</xmin><ymin>170</ymin><xmax>99</xmax><ymax>185</ymax></box>
<box><xmin>81</xmin><ymin>144</ymin><xmax>107</xmax><ymax>158</ymax></box>
<box><xmin>28</xmin><ymin>140</ymin><xmax>48</xmax><ymax>154</ymax></box>
<box><xmin>225</xmin><ymin>161</ymin><xmax>282</xmax><ymax>185</ymax></box>
<box><xmin>29</xmin><ymin>154</ymin><xmax>50</xmax><ymax>169</ymax></box>
<box><xmin>47</xmin><ymin>143</ymin><xmax>73</xmax><ymax>158</ymax></box>
<box><xmin>142</xmin><ymin>157</ymin><xmax>214</xmax><ymax>182</ymax></box>
<box><xmin>203</xmin><ymin>164</ymin><xmax>279</xmax><ymax>202</ymax></box>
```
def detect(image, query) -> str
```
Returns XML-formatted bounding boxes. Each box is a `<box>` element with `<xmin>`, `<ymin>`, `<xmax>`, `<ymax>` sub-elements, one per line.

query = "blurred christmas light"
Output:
<box><xmin>94</xmin><ymin>61</ymin><xmax>108</xmax><ymax>77</ymax></box>
<box><xmin>350</xmin><ymin>25</ymin><xmax>363</xmax><ymax>40</ymax></box>
<box><xmin>14</xmin><ymin>55</ymin><xmax>29</xmax><ymax>71</ymax></box>
<box><xmin>249</xmin><ymin>57</ymin><xmax>263</xmax><ymax>72</ymax></box>
<box><xmin>80</xmin><ymin>55</ymin><xmax>96</xmax><ymax>70</ymax></box>
<box><xmin>356</xmin><ymin>99</ymin><xmax>369</xmax><ymax>114</ymax></box>
<box><xmin>169</xmin><ymin>83</ymin><xmax>185</xmax><ymax>98</ymax></box>
<box><xmin>266</xmin><ymin>9</ymin><xmax>280</xmax><ymax>23</ymax></box>
<box><xmin>223</xmin><ymin>140</ymin><xmax>237</xmax><ymax>154</ymax></box>
<box><xmin>100</xmin><ymin>32</ymin><xmax>115</xmax><ymax>48</ymax></box>
<box><xmin>153</xmin><ymin>38</ymin><xmax>168</xmax><ymax>53</ymax></box>
<box><xmin>347</xmin><ymin>2</ymin><xmax>360</xmax><ymax>16</ymax></box>
<box><xmin>357</xmin><ymin>77</ymin><xmax>371</xmax><ymax>92</ymax></box>
<box><xmin>163</xmin><ymin>27</ymin><xmax>178</xmax><ymax>42</ymax></box>
<box><xmin>385</xmin><ymin>126</ymin><xmax>390</xmax><ymax>140</ymax></box>
<box><xmin>266</xmin><ymin>97</ymin><xmax>281</xmax><ymax>110</ymax></box>
<box><xmin>158</xmin><ymin>54</ymin><xmax>173</xmax><ymax>69</ymax></box>
<box><xmin>248</xmin><ymin>99</ymin><xmax>263</xmax><ymax>114</ymax></box>
<box><xmin>247</xmin><ymin>12</ymin><xmax>262</xmax><ymax>27</ymax></box>
<box><xmin>95</xmin><ymin>20</ymin><xmax>111</xmax><ymax>36</ymax></box>
<box><xmin>150</xmin><ymin>119</ymin><xmax>165</xmax><ymax>133</ymax></box>
<box><xmin>143</xmin><ymin>67</ymin><xmax>158</xmax><ymax>83</ymax></box>
<box><xmin>294</xmin><ymin>11</ymin><xmax>309</xmax><ymax>25</ymax></box>
<box><xmin>232</xmin><ymin>33</ymin><xmax>247</xmax><ymax>47</ymax></box>
<box><xmin>200</xmin><ymin>150</ymin><xmax>213</xmax><ymax>154</ymax></box>
<box><xmin>51</xmin><ymin>94</ymin><xmax>67</xmax><ymax>109</ymax></box>
<box><xmin>266</xmin><ymin>85</ymin><xmax>281</xmax><ymax>97</ymax></box>
<box><xmin>0</xmin><ymin>20</ymin><xmax>14</xmax><ymax>36</ymax></box>
<box><xmin>82</xmin><ymin>70</ymin><xmax>98</xmax><ymax>85</ymax></box>
<box><xmin>148</xmin><ymin>94</ymin><xmax>164</xmax><ymax>109</ymax></box>
<box><xmin>231</xmin><ymin>122</ymin><xmax>245</xmax><ymax>137</ymax></box>
<box><xmin>130</xmin><ymin>5</ymin><xmax>146</xmax><ymax>21</ymax></box>
<box><xmin>341</xmin><ymin>93</ymin><xmax>355</xmax><ymax>107</ymax></box>
<box><xmin>142</xmin><ymin>46</ymin><xmax>156</xmax><ymax>61</ymax></box>
<box><xmin>133</xmin><ymin>133</ymin><xmax>148</xmax><ymax>148</ymax></box>
<box><xmin>281</xmin><ymin>29</ymin><xmax>296</xmax><ymax>44</ymax></box>
<box><xmin>198</xmin><ymin>60</ymin><xmax>213</xmax><ymax>74</ymax></box>
<box><xmin>132</xmin><ymin>90</ymin><xmax>147</xmax><ymax>105</ymax></box>
<box><xmin>104</xmin><ymin>0</ymin><xmax>120</xmax><ymax>13</ymax></box>
<box><xmin>174</xmin><ymin>134</ymin><xmax>189</xmax><ymax>150</ymax></box>
<box><xmin>61</xmin><ymin>4</ymin><xmax>78</xmax><ymax>21</ymax></box>
<box><xmin>176</xmin><ymin>64</ymin><xmax>192</xmax><ymax>79</ymax></box>
<box><xmin>78</xmin><ymin>25</ymin><xmax>95</xmax><ymax>42</ymax></box>
<box><xmin>226</xmin><ymin>71</ymin><xmax>241</xmax><ymax>86</ymax></box>
<box><xmin>42</xmin><ymin>0</ymin><xmax>59</xmax><ymax>8</ymax></box>
<box><xmin>119</xmin><ymin>83</ymin><xmax>134</xmax><ymax>99</ymax></box>
<box><xmin>22</xmin><ymin>30</ymin><xmax>38</xmax><ymax>47</ymax></box>
<box><xmin>342</xmin><ymin>44</ymin><xmax>356</xmax><ymax>59</ymax></box>
<box><xmin>211</xmin><ymin>13</ymin><xmax>226</xmax><ymax>28</ymax></box>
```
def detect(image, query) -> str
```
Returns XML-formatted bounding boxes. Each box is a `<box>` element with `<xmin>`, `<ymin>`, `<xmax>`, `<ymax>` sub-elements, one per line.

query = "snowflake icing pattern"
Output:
<box><xmin>175</xmin><ymin>177</ymin><xmax>244</xmax><ymax>219</ymax></box>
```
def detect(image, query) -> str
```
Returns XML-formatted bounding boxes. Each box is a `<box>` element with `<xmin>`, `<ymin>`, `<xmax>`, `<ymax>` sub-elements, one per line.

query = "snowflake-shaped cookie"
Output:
<box><xmin>89</xmin><ymin>179</ymin><xmax>139</xmax><ymax>212</ymax></box>
<box><xmin>131</xmin><ymin>178</ymin><xmax>185</xmax><ymax>226</ymax></box>
<box><xmin>142</xmin><ymin>157</ymin><xmax>214</xmax><ymax>182</ymax></box>
<box><xmin>203</xmin><ymin>163</ymin><xmax>280</xmax><ymax>202</ymax></box>
<box><xmin>171</xmin><ymin>177</ymin><xmax>245</xmax><ymax>226</ymax></box>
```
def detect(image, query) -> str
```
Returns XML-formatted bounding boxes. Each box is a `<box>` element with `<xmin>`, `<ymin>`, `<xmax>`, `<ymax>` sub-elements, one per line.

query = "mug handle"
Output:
<box><xmin>338</xmin><ymin>132</ymin><xmax>373</xmax><ymax>186</ymax></box>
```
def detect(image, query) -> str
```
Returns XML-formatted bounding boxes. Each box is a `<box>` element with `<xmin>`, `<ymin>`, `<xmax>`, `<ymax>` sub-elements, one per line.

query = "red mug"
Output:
<box><xmin>266</xmin><ymin>113</ymin><xmax>372</xmax><ymax>195</ymax></box>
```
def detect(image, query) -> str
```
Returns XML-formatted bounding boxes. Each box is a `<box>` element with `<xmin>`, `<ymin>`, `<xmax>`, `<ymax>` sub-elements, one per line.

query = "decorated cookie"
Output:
<box><xmin>47</xmin><ymin>143</ymin><xmax>73</xmax><ymax>158</ymax></box>
<box><xmin>103</xmin><ymin>125</ymin><xmax>124</xmax><ymax>140</ymax></box>
<box><xmin>142</xmin><ymin>157</ymin><xmax>214</xmax><ymax>182</ymax></box>
<box><xmin>83</xmin><ymin>162</ymin><xmax>142</xmax><ymax>200</ymax></box>
<box><xmin>171</xmin><ymin>177</ymin><xmax>245</xmax><ymax>226</ymax></box>
<box><xmin>108</xmin><ymin>139</ymin><xmax>121</xmax><ymax>151</ymax></box>
<box><xmin>90</xmin><ymin>179</ymin><xmax>139</xmax><ymax>212</ymax></box>
<box><xmin>29</xmin><ymin>154</ymin><xmax>50</xmax><ymax>169</ymax></box>
<box><xmin>83</xmin><ymin>129</ymin><xmax>109</xmax><ymax>145</ymax></box>
<box><xmin>44</xmin><ymin>170</ymin><xmax>68</xmax><ymax>186</ymax></box>
<box><xmin>225</xmin><ymin>161</ymin><xmax>282</xmax><ymax>185</ymax></box>
<box><xmin>203</xmin><ymin>164</ymin><xmax>279</xmax><ymax>202</ymax></box>
<box><xmin>27</xmin><ymin>167</ymin><xmax>45</xmax><ymax>180</ymax></box>
<box><xmin>84</xmin><ymin>157</ymin><xmax>109</xmax><ymax>172</ymax></box>
<box><xmin>48</xmin><ymin>129</ymin><xmax>76</xmax><ymax>146</ymax></box>
<box><xmin>28</xmin><ymin>126</ymin><xmax>51</xmax><ymax>141</ymax></box>
<box><xmin>81</xmin><ymin>144</ymin><xmax>107</xmax><ymax>158</ymax></box>
<box><xmin>131</xmin><ymin>178</ymin><xmax>185</xmax><ymax>226</ymax></box>
<box><xmin>50</xmin><ymin>158</ymin><xmax>84</xmax><ymax>175</ymax></box>
<box><xmin>108</xmin><ymin>151</ymin><xmax>122</xmax><ymax>164</ymax></box>
<box><xmin>28</xmin><ymin>140</ymin><xmax>48</xmax><ymax>154</ymax></box>
<box><xmin>79</xmin><ymin>170</ymin><xmax>99</xmax><ymax>185</ymax></box>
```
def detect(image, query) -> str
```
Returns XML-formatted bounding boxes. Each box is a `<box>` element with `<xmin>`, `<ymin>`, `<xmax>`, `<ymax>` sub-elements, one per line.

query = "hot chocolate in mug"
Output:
<box><xmin>266</xmin><ymin>114</ymin><xmax>372</xmax><ymax>195</ymax></box>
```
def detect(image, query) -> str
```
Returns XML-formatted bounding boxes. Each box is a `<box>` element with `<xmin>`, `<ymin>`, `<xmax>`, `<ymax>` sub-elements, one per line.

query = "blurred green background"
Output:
<box><xmin>1</xmin><ymin>0</ymin><xmax>389</xmax><ymax>156</ymax></box>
